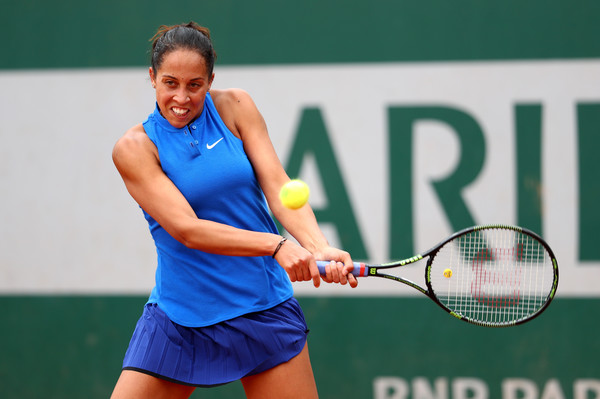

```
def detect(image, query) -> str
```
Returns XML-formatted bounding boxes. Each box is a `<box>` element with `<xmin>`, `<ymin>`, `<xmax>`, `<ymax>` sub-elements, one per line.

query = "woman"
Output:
<box><xmin>111</xmin><ymin>22</ymin><xmax>357</xmax><ymax>399</ymax></box>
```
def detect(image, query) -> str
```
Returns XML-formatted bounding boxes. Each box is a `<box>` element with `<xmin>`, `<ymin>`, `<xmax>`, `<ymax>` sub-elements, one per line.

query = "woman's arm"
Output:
<box><xmin>212</xmin><ymin>88</ymin><xmax>357</xmax><ymax>287</ymax></box>
<box><xmin>112</xmin><ymin>123</ymin><xmax>283</xmax><ymax>257</ymax></box>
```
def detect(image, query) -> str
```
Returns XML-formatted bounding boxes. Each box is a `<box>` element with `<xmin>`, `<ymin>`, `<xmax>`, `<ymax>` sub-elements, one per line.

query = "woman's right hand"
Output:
<box><xmin>273</xmin><ymin>239</ymin><xmax>322</xmax><ymax>287</ymax></box>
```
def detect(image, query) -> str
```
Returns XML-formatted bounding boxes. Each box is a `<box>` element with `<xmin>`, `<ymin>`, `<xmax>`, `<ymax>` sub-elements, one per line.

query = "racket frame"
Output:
<box><xmin>324</xmin><ymin>224</ymin><xmax>559</xmax><ymax>327</ymax></box>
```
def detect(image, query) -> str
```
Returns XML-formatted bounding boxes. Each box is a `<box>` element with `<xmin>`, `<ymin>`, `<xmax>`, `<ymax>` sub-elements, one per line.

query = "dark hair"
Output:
<box><xmin>150</xmin><ymin>22</ymin><xmax>217</xmax><ymax>76</ymax></box>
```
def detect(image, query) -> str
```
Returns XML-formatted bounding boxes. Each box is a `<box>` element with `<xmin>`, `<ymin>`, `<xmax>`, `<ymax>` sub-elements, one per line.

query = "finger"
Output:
<box><xmin>342</xmin><ymin>263</ymin><xmax>358</xmax><ymax>288</ymax></box>
<box><xmin>341</xmin><ymin>267</ymin><xmax>349</xmax><ymax>285</ymax></box>
<box><xmin>287</xmin><ymin>268</ymin><xmax>298</xmax><ymax>282</ymax></box>
<box><xmin>287</xmin><ymin>264</ymin><xmax>303</xmax><ymax>283</ymax></box>
<box><xmin>322</xmin><ymin>264</ymin><xmax>333</xmax><ymax>283</ymax></box>
<box><xmin>330</xmin><ymin>261</ymin><xmax>342</xmax><ymax>283</ymax></box>
<box><xmin>309</xmin><ymin>260</ymin><xmax>321</xmax><ymax>288</ymax></box>
<box><xmin>347</xmin><ymin>273</ymin><xmax>358</xmax><ymax>288</ymax></box>
<box><xmin>298</xmin><ymin>261</ymin><xmax>311</xmax><ymax>282</ymax></box>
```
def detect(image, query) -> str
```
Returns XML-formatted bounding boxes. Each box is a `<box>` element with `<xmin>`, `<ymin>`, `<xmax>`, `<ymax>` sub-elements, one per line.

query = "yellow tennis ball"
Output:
<box><xmin>279</xmin><ymin>179</ymin><xmax>310</xmax><ymax>209</ymax></box>
<box><xmin>443</xmin><ymin>268</ymin><xmax>453</xmax><ymax>278</ymax></box>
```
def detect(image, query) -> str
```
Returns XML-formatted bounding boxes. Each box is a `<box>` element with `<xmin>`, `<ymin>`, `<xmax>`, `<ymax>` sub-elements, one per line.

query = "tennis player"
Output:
<box><xmin>110</xmin><ymin>22</ymin><xmax>357</xmax><ymax>399</ymax></box>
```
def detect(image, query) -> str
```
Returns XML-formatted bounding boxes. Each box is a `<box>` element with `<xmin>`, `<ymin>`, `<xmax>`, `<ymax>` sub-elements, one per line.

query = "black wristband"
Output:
<box><xmin>272</xmin><ymin>236</ymin><xmax>287</xmax><ymax>258</ymax></box>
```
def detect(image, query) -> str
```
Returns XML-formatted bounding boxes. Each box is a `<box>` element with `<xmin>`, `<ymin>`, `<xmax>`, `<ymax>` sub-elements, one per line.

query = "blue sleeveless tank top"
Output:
<box><xmin>141</xmin><ymin>93</ymin><xmax>293</xmax><ymax>327</ymax></box>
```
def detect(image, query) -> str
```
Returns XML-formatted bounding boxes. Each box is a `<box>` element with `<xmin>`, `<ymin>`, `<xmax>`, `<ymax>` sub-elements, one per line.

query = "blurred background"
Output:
<box><xmin>1</xmin><ymin>1</ymin><xmax>599</xmax><ymax>398</ymax></box>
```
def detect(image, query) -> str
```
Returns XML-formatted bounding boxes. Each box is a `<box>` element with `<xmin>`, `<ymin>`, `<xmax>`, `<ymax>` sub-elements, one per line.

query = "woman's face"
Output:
<box><xmin>149</xmin><ymin>49</ymin><xmax>214</xmax><ymax>129</ymax></box>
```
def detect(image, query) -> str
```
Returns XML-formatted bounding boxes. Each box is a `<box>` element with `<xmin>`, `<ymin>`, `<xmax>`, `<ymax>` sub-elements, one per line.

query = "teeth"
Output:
<box><xmin>172</xmin><ymin>107</ymin><xmax>188</xmax><ymax>116</ymax></box>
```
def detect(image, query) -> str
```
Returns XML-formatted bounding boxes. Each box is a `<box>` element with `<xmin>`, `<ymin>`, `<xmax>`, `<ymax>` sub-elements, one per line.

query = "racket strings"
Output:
<box><xmin>430</xmin><ymin>228</ymin><xmax>554</xmax><ymax>326</ymax></box>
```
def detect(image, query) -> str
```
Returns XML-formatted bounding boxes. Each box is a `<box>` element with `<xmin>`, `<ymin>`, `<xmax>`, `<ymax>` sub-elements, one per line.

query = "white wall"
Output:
<box><xmin>1</xmin><ymin>60</ymin><xmax>598</xmax><ymax>295</ymax></box>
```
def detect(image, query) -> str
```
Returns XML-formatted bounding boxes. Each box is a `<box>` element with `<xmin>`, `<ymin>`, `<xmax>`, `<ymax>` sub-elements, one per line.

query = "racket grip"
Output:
<box><xmin>316</xmin><ymin>261</ymin><xmax>369</xmax><ymax>277</ymax></box>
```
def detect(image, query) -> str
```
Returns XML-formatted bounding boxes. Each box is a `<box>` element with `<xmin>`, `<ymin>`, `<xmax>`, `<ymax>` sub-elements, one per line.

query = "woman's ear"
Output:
<box><xmin>149</xmin><ymin>67</ymin><xmax>156</xmax><ymax>88</ymax></box>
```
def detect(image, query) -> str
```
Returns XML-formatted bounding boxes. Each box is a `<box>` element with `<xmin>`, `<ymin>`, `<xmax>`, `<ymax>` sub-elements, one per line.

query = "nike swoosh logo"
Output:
<box><xmin>206</xmin><ymin>138</ymin><xmax>224</xmax><ymax>149</ymax></box>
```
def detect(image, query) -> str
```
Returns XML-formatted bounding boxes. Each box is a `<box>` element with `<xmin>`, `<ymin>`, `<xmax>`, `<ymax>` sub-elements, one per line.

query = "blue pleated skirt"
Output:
<box><xmin>121</xmin><ymin>297</ymin><xmax>309</xmax><ymax>387</ymax></box>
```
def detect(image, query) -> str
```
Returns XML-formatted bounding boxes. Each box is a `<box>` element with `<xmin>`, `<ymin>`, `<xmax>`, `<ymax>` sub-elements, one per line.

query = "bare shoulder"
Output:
<box><xmin>211</xmin><ymin>87</ymin><xmax>254</xmax><ymax>107</ymax></box>
<box><xmin>210</xmin><ymin>88</ymin><xmax>264</xmax><ymax>139</ymax></box>
<box><xmin>211</xmin><ymin>88</ymin><xmax>259</xmax><ymax>119</ymax></box>
<box><xmin>112</xmin><ymin>123</ymin><xmax>158</xmax><ymax>173</ymax></box>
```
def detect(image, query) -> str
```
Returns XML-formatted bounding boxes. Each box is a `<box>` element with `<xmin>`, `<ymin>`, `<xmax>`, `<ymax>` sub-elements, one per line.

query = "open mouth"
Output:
<box><xmin>171</xmin><ymin>106</ymin><xmax>190</xmax><ymax>118</ymax></box>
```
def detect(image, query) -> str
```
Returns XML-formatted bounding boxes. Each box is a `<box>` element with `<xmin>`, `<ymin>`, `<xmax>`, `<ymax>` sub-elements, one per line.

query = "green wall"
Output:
<box><xmin>2</xmin><ymin>0</ymin><xmax>600</xmax><ymax>69</ymax></box>
<box><xmin>2</xmin><ymin>297</ymin><xmax>597</xmax><ymax>398</ymax></box>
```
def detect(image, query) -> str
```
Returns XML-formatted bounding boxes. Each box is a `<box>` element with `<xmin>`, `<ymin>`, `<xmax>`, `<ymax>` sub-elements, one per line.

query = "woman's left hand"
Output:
<box><xmin>313</xmin><ymin>247</ymin><xmax>358</xmax><ymax>288</ymax></box>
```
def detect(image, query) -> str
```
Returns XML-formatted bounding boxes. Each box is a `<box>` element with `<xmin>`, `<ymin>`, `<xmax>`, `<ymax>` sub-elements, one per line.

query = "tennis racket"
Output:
<box><xmin>317</xmin><ymin>224</ymin><xmax>558</xmax><ymax>327</ymax></box>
